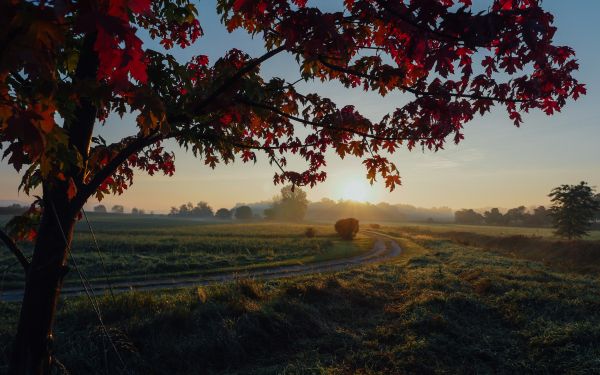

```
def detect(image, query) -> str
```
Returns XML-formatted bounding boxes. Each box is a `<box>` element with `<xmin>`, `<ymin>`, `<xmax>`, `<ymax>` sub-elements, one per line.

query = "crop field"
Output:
<box><xmin>0</xmin><ymin>215</ymin><xmax>371</xmax><ymax>289</ymax></box>
<box><xmin>2</xmin><ymin>230</ymin><xmax>600</xmax><ymax>374</ymax></box>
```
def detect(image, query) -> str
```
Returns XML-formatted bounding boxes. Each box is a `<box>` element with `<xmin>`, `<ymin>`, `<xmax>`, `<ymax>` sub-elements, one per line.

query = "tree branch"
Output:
<box><xmin>73</xmin><ymin>133</ymin><xmax>162</xmax><ymax>209</ymax></box>
<box><xmin>236</xmin><ymin>96</ymin><xmax>431</xmax><ymax>142</ymax></box>
<box><xmin>0</xmin><ymin>229</ymin><xmax>29</xmax><ymax>271</ymax></box>
<box><xmin>317</xmin><ymin>57</ymin><xmax>531</xmax><ymax>103</ymax></box>
<box><xmin>192</xmin><ymin>46</ymin><xmax>287</xmax><ymax>112</ymax></box>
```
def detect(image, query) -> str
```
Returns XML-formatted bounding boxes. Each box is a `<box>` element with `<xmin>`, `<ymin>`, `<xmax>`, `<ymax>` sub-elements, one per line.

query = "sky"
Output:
<box><xmin>1</xmin><ymin>0</ymin><xmax>599</xmax><ymax>212</ymax></box>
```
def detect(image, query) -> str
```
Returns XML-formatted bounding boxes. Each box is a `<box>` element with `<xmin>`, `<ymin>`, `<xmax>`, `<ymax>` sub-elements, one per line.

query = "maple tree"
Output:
<box><xmin>0</xmin><ymin>0</ymin><xmax>584</xmax><ymax>373</ymax></box>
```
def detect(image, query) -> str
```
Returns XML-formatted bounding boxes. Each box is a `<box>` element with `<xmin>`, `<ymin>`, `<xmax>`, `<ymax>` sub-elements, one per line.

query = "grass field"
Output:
<box><xmin>380</xmin><ymin>223</ymin><xmax>600</xmax><ymax>275</ymax></box>
<box><xmin>0</xmin><ymin>215</ymin><xmax>371</xmax><ymax>289</ymax></box>
<box><xmin>2</xmin><ymin>230</ymin><xmax>600</xmax><ymax>374</ymax></box>
<box><xmin>394</xmin><ymin>221</ymin><xmax>600</xmax><ymax>240</ymax></box>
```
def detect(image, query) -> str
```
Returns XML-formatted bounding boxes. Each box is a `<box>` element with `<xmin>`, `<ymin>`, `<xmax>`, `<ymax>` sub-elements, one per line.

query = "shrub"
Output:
<box><xmin>369</xmin><ymin>223</ymin><xmax>380</xmax><ymax>229</ymax></box>
<box><xmin>304</xmin><ymin>227</ymin><xmax>316</xmax><ymax>238</ymax></box>
<box><xmin>335</xmin><ymin>218</ymin><xmax>359</xmax><ymax>240</ymax></box>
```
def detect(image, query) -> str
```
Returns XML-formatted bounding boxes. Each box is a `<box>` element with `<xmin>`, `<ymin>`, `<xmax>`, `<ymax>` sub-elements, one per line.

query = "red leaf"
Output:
<box><xmin>67</xmin><ymin>178</ymin><xmax>77</xmax><ymax>200</ymax></box>
<box><xmin>128</xmin><ymin>0</ymin><xmax>150</xmax><ymax>14</ymax></box>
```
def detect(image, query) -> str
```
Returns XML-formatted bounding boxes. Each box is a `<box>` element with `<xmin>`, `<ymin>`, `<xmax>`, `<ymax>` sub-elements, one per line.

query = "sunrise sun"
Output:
<box><xmin>339</xmin><ymin>179</ymin><xmax>372</xmax><ymax>202</ymax></box>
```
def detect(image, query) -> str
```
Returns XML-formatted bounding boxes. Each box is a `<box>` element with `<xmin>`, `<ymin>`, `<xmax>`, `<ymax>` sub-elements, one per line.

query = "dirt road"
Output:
<box><xmin>0</xmin><ymin>231</ymin><xmax>401</xmax><ymax>302</ymax></box>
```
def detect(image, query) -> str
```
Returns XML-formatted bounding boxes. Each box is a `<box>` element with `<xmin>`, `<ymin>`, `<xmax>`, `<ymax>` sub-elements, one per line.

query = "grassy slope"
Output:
<box><xmin>0</xmin><ymin>219</ymin><xmax>371</xmax><ymax>288</ymax></box>
<box><xmin>2</xmin><ymin>232</ymin><xmax>600</xmax><ymax>374</ymax></box>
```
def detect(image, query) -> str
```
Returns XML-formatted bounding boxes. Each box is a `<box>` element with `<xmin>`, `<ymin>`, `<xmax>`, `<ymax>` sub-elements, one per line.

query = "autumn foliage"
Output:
<box><xmin>1</xmin><ymin>0</ymin><xmax>585</xmax><ymax>225</ymax></box>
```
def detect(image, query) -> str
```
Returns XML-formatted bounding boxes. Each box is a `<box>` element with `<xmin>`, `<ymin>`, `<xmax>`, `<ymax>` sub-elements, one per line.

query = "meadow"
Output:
<box><xmin>2</xmin><ymin>227</ymin><xmax>600</xmax><ymax>374</ymax></box>
<box><xmin>394</xmin><ymin>221</ymin><xmax>600</xmax><ymax>240</ymax></box>
<box><xmin>0</xmin><ymin>215</ymin><xmax>371</xmax><ymax>290</ymax></box>
<box><xmin>382</xmin><ymin>223</ymin><xmax>600</xmax><ymax>275</ymax></box>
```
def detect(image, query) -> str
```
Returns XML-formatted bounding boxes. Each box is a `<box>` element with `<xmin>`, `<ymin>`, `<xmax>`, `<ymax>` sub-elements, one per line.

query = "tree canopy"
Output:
<box><xmin>234</xmin><ymin>205</ymin><xmax>253</xmax><ymax>220</ymax></box>
<box><xmin>549</xmin><ymin>182</ymin><xmax>599</xmax><ymax>240</ymax></box>
<box><xmin>264</xmin><ymin>185</ymin><xmax>309</xmax><ymax>221</ymax></box>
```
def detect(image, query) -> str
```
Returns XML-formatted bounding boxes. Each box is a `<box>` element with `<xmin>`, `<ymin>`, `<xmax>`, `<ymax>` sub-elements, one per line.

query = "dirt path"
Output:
<box><xmin>0</xmin><ymin>231</ymin><xmax>401</xmax><ymax>302</ymax></box>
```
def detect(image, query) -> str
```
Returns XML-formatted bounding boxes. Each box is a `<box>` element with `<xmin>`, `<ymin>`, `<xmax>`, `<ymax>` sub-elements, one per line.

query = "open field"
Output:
<box><xmin>2</xmin><ymin>231</ymin><xmax>600</xmax><ymax>374</ymax></box>
<box><xmin>0</xmin><ymin>215</ymin><xmax>371</xmax><ymax>290</ymax></box>
<box><xmin>394</xmin><ymin>221</ymin><xmax>600</xmax><ymax>240</ymax></box>
<box><xmin>380</xmin><ymin>223</ymin><xmax>600</xmax><ymax>275</ymax></box>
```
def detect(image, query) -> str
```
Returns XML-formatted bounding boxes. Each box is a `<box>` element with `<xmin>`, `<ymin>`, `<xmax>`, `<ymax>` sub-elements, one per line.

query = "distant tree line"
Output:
<box><xmin>169</xmin><ymin>202</ymin><xmax>214</xmax><ymax>218</ymax></box>
<box><xmin>455</xmin><ymin>206</ymin><xmax>552</xmax><ymax>227</ymax></box>
<box><xmin>92</xmin><ymin>204</ymin><xmax>125</xmax><ymax>214</ymax></box>
<box><xmin>0</xmin><ymin>204</ymin><xmax>27</xmax><ymax>215</ymax></box>
<box><xmin>306</xmin><ymin>199</ymin><xmax>453</xmax><ymax>222</ymax></box>
<box><xmin>168</xmin><ymin>201</ymin><xmax>254</xmax><ymax>220</ymax></box>
<box><xmin>454</xmin><ymin>182</ymin><xmax>600</xmax><ymax>239</ymax></box>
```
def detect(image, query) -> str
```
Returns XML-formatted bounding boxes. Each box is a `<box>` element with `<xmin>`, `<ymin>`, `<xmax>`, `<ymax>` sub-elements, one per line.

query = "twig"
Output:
<box><xmin>0</xmin><ymin>229</ymin><xmax>30</xmax><ymax>271</ymax></box>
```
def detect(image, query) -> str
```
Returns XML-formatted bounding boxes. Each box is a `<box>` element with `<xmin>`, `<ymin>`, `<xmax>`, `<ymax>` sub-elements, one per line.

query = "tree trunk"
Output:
<box><xmin>8</xmin><ymin>30</ymin><xmax>99</xmax><ymax>374</ymax></box>
<box><xmin>8</xmin><ymin>188</ymin><xmax>78</xmax><ymax>375</ymax></box>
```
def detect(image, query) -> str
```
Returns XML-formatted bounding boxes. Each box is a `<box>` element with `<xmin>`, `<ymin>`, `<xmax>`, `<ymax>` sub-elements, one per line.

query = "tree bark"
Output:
<box><xmin>8</xmin><ymin>187</ymin><xmax>79</xmax><ymax>375</ymax></box>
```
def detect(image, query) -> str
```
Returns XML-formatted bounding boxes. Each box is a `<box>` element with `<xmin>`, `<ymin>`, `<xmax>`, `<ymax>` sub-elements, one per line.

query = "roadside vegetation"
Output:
<box><xmin>2</xmin><ymin>231</ymin><xmax>600</xmax><ymax>374</ymax></box>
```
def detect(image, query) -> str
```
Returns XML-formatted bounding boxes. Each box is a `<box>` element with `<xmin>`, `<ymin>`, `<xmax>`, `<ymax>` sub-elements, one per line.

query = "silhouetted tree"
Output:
<box><xmin>335</xmin><ymin>218</ymin><xmax>359</xmax><ymax>240</ymax></box>
<box><xmin>235</xmin><ymin>206</ymin><xmax>253</xmax><ymax>220</ymax></box>
<box><xmin>526</xmin><ymin>206</ymin><xmax>551</xmax><ymax>227</ymax></box>
<box><xmin>111</xmin><ymin>205</ymin><xmax>124</xmax><ymax>214</ymax></box>
<box><xmin>484</xmin><ymin>208</ymin><xmax>505</xmax><ymax>225</ymax></box>
<box><xmin>505</xmin><ymin>206</ymin><xmax>527</xmax><ymax>226</ymax></box>
<box><xmin>191</xmin><ymin>202</ymin><xmax>214</xmax><ymax>218</ymax></box>
<box><xmin>265</xmin><ymin>185</ymin><xmax>308</xmax><ymax>221</ymax></box>
<box><xmin>549</xmin><ymin>182</ymin><xmax>600</xmax><ymax>240</ymax></box>
<box><xmin>131</xmin><ymin>208</ymin><xmax>145</xmax><ymax>215</ymax></box>
<box><xmin>93</xmin><ymin>205</ymin><xmax>107</xmax><ymax>213</ymax></box>
<box><xmin>215</xmin><ymin>208</ymin><xmax>232</xmax><ymax>220</ymax></box>
<box><xmin>454</xmin><ymin>209</ymin><xmax>484</xmax><ymax>225</ymax></box>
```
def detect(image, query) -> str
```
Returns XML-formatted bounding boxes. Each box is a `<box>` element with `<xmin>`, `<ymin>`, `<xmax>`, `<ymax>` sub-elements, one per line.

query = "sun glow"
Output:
<box><xmin>339</xmin><ymin>178</ymin><xmax>372</xmax><ymax>202</ymax></box>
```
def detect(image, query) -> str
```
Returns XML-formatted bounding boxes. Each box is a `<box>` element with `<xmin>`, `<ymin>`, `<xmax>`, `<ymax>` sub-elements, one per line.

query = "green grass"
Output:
<box><xmin>0</xmin><ymin>217</ymin><xmax>371</xmax><ymax>289</ymax></box>
<box><xmin>2</xmin><ymin>231</ymin><xmax>600</xmax><ymax>374</ymax></box>
<box><xmin>397</xmin><ymin>221</ymin><xmax>600</xmax><ymax>240</ymax></box>
<box><xmin>380</xmin><ymin>224</ymin><xmax>600</xmax><ymax>276</ymax></box>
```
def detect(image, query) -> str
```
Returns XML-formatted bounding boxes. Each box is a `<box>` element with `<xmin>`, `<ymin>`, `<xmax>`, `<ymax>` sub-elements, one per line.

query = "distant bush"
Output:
<box><xmin>235</xmin><ymin>206</ymin><xmax>253</xmax><ymax>220</ymax></box>
<box><xmin>369</xmin><ymin>223</ymin><xmax>380</xmax><ymax>229</ymax></box>
<box><xmin>215</xmin><ymin>208</ymin><xmax>232</xmax><ymax>220</ymax></box>
<box><xmin>304</xmin><ymin>227</ymin><xmax>316</xmax><ymax>238</ymax></box>
<box><xmin>335</xmin><ymin>218</ymin><xmax>359</xmax><ymax>240</ymax></box>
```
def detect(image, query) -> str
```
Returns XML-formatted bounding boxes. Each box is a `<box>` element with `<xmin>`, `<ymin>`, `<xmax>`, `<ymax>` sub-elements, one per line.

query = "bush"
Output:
<box><xmin>334</xmin><ymin>218</ymin><xmax>359</xmax><ymax>240</ymax></box>
<box><xmin>369</xmin><ymin>223</ymin><xmax>380</xmax><ymax>229</ymax></box>
<box><xmin>304</xmin><ymin>227</ymin><xmax>316</xmax><ymax>238</ymax></box>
